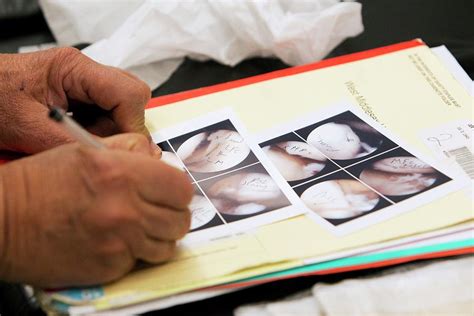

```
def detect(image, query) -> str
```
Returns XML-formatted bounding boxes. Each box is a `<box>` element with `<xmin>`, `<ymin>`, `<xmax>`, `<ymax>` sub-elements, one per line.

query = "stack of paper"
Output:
<box><xmin>38</xmin><ymin>40</ymin><xmax>473</xmax><ymax>315</ymax></box>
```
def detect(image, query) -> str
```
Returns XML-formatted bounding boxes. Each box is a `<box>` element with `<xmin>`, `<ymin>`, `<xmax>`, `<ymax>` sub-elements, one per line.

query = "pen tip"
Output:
<box><xmin>49</xmin><ymin>107</ymin><xmax>63</xmax><ymax>122</ymax></box>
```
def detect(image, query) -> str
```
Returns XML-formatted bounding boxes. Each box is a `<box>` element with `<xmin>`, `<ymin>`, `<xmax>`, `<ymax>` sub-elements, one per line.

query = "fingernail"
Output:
<box><xmin>151</xmin><ymin>142</ymin><xmax>162</xmax><ymax>159</ymax></box>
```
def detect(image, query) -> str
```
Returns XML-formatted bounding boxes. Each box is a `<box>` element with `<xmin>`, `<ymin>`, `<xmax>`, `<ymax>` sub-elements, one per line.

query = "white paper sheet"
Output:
<box><xmin>151</xmin><ymin>109</ymin><xmax>304</xmax><ymax>246</ymax></box>
<box><xmin>255</xmin><ymin>101</ymin><xmax>466</xmax><ymax>235</ymax></box>
<box><xmin>419</xmin><ymin>120</ymin><xmax>474</xmax><ymax>200</ymax></box>
<box><xmin>431</xmin><ymin>45</ymin><xmax>473</xmax><ymax>96</ymax></box>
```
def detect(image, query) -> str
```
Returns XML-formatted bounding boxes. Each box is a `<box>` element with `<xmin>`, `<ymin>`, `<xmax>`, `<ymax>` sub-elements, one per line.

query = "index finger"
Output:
<box><xmin>52</xmin><ymin>48</ymin><xmax>152</xmax><ymax>139</ymax></box>
<box><xmin>108</xmin><ymin>151</ymin><xmax>194</xmax><ymax>211</ymax></box>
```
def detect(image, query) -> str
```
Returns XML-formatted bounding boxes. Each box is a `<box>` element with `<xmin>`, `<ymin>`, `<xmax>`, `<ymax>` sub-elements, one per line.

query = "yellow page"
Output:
<box><xmin>143</xmin><ymin>43</ymin><xmax>472</xmax><ymax>261</ymax></box>
<box><xmin>50</xmin><ymin>43</ymin><xmax>473</xmax><ymax>311</ymax></box>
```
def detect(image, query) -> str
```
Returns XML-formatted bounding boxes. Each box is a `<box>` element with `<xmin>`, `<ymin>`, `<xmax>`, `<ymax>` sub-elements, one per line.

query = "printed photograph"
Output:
<box><xmin>294</xmin><ymin>111</ymin><xmax>397</xmax><ymax>166</ymax></box>
<box><xmin>157</xmin><ymin>141</ymin><xmax>186</xmax><ymax>171</ymax></box>
<box><xmin>189</xmin><ymin>185</ymin><xmax>224</xmax><ymax>232</ymax></box>
<box><xmin>348</xmin><ymin>148</ymin><xmax>452</xmax><ymax>202</ymax></box>
<box><xmin>293</xmin><ymin>171</ymin><xmax>389</xmax><ymax>225</ymax></box>
<box><xmin>257</xmin><ymin>107</ymin><xmax>456</xmax><ymax>231</ymax></box>
<box><xmin>199</xmin><ymin>163</ymin><xmax>291</xmax><ymax>222</ymax></box>
<box><xmin>169</xmin><ymin>120</ymin><xmax>258</xmax><ymax>180</ymax></box>
<box><xmin>260</xmin><ymin>133</ymin><xmax>339</xmax><ymax>185</ymax></box>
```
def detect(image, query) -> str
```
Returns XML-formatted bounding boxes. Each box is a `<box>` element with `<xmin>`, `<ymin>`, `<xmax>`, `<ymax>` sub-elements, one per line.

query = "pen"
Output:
<box><xmin>48</xmin><ymin>106</ymin><xmax>105</xmax><ymax>149</ymax></box>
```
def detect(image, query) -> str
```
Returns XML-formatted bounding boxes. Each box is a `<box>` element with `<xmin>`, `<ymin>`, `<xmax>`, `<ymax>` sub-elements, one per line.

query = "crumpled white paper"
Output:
<box><xmin>39</xmin><ymin>0</ymin><xmax>363</xmax><ymax>90</ymax></box>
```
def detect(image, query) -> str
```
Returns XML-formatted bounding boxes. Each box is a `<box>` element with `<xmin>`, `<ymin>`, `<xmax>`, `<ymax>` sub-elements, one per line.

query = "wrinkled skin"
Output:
<box><xmin>0</xmin><ymin>48</ymin><xmax>193</xmax><ymax>287</ymax></box>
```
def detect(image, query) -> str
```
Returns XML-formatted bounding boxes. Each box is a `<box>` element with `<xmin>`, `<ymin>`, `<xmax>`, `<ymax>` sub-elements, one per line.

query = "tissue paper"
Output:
<box><xmin>40</xmin><ymin>0</ymin><xmax>363</xmax><ymax>89</ymax></box>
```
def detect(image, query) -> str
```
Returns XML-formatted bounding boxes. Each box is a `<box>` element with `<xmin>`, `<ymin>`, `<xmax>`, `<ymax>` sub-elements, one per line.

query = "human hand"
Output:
<box><xmin>0</xmin><ymin>48</ymin><xmax>156</xmax><ymax>154</ymax></box>
<box><xmin>0</xmin><ymin>133</ymin><xmax>193</xmax><ymax>287</ymax></box>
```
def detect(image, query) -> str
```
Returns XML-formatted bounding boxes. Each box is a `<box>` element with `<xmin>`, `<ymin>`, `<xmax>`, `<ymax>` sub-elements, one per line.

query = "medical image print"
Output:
<box><xmin>199</xmin><ymin>163</ymin><xmax>291</xmax><ymax>223</ymax></box>
<box><xmin>261</xmin><ymin>110</ymin><xmax>451</xmax><ymax>226</ymax></box>
<box><xmin>169</xmin><ymin>120</ymin><xmax>258</xmax><ymax>181</ymax></box>
<box><xmin>294</xmin><ymin>111</ymin><xmax>397</xmax><ymax>167</ymax></box>
<box><xmin>167</xmin><ymin>120</ymin><xmax>290</xmax><ymax>226</ymax></box>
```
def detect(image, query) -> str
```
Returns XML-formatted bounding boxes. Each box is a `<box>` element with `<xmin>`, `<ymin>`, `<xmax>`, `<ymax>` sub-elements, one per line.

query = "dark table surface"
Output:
<box><xmin>1</xmin><ymin>0</ymin><xmax>473</xmax><ymax>315</ymax></box>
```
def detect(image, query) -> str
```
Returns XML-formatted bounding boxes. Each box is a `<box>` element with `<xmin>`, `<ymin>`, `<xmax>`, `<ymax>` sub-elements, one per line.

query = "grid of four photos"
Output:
<box><xmin>158</xmin><ymin>119</ymin><xmax>291</xmax><ymax>235</ymax></box>
<box><xmin>260</xmin><ymin>110</ymin><xmax>452</xmax><ymax>226</ymax></box>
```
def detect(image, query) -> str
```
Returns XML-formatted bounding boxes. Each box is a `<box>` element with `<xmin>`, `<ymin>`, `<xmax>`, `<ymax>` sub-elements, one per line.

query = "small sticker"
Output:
<box><xmin>420</xmin><ymin>120</ymin><xmax>473</xmax><ymax>199</ymax></box>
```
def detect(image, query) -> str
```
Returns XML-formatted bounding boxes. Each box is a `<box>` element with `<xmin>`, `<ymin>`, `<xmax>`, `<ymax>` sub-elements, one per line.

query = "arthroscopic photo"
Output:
<box><xmin>189</xmin><ymin>185</ymin><xmax>224</xmax><ymax>232</ymax></box>
<box><xmin>258</xmin><ymin>108</ymin><xmax>456</xmax><ymax>228</ymax></box>
<box><xmin>348</xmin><ymin>148</ymin><xmax>452</xmax><ymax>202</ymax></box>
<box><xmin>260</xmin><ymin>133</ymin><xmax>339</xmax><ymax>185</ymax></box>
<box><xmin>293</xmin><ymin>170</ymin><xmax>389</xmax><ymax>225</ymax></box>
<box><xmin>157</xmin><ymin>141</ymin><xmax>186</xmax><ymax>171</ymax></box>
<box><xmin>169</xmin><ymin>120</ymin><xmax>258</xmax><ymax>180</ymax></box>
<box><xmin>199</xmin><ymin>163</ymin><xmax>291</xmax><ymax>222</ymax></box>
<box><xmin>294</xmin><ymin>111</ymin><xmax>397</xmax><ymax>166</ymax></box>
